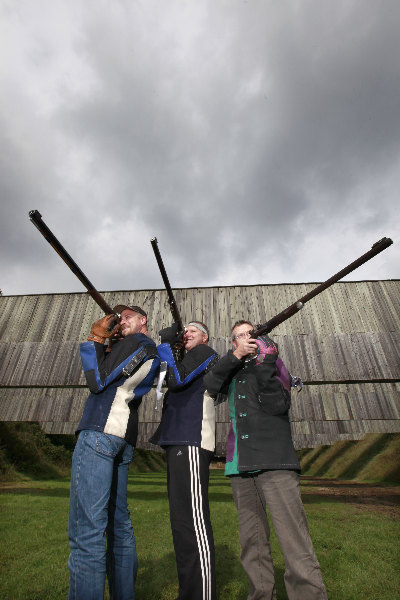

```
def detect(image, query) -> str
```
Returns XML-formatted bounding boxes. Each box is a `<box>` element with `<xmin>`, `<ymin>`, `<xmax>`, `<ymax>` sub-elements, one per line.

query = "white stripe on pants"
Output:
<box><xmin>166</xmin><ymin>445</ymin><xmax>216</xmax><ymax>600</ymax></box>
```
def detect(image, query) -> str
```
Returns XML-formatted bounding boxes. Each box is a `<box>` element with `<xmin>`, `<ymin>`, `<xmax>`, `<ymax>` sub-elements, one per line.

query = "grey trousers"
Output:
<box><xmin>230</xmin><ymin>470</ymin><xmax>328</xmax><ymax>600</ymax></box>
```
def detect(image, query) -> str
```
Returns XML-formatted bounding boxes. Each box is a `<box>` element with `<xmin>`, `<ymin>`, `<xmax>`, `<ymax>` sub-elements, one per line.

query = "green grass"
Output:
<box><xmin>1</xmin><ymin>425</ymin><xmax>399</xmax><ymax>598</ymax></box>
<box><xmin>1</xmin><ymin>471</ymin><xmax>399</xmax><ymax>600</ymax></box>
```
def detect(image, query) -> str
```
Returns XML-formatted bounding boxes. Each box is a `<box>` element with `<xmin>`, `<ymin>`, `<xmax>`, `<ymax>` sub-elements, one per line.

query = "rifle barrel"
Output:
<box><xmin>150</xmin><ymin>237</ymin><xmax>184</xmax><ymax>332</ymax></box>
<box><xmin>252</xmin><ymin>237</ymin><xmax>393</xmax><ymax>337</ymax></box>
<box><xmin>29</xmin><ymin>209</ymin><xmax>114</xmax><ymax>315</ymax></box>
<box><xmin>297</xmin><ymin>237</ymin><xmax>393</xmax><ymax>305</ymax></box>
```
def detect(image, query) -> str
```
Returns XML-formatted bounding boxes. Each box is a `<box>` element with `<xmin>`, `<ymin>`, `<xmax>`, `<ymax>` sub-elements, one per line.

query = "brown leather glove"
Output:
<box><xmin>87</xmin><ymin>314</ymin><xmax>121</xmax><ymax>344</ymax></box>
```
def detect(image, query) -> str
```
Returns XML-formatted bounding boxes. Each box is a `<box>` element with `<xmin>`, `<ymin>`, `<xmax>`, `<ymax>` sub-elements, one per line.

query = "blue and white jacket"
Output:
<box><xmin>151</xmin><ymin>343</ymin><xmax>218</xmax><ymax>452</ymax></box>
<box><xmin>77</xmin><ymin>333</ymin><xmax>160</xmax><ymax>446</ymax></box>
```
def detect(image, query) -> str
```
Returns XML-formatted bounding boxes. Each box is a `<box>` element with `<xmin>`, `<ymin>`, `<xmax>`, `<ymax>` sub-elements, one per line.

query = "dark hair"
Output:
<box><xmin>231</xmin><ymin>320</ymin><xmax>253</xmax><ymax>341</ymax></box>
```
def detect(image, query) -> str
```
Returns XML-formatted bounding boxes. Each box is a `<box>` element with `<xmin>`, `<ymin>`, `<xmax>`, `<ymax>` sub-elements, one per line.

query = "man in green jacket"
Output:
<box><xmin>204</xmin><ymin>320</ymin><xmax>327</xmax><ymax>600</ymax></box>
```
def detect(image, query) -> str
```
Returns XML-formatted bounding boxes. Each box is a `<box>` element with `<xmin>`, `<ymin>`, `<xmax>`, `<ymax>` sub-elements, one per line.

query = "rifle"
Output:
<box><xmin>29</xmin><ymin>209</ymin><xmax>116</xmax><ymax>316</ymax></box>
<box><xmin>252</xmin><ymin>237</ymin><xmax>393</xmax><ymax>338</ymax></box>
<box><xmin>150</xmin><ymin>237</ymin><xmax>185</xmax><ymax>337</ymax></box>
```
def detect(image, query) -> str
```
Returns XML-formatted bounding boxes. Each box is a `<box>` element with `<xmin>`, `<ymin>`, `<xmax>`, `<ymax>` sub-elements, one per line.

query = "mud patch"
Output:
<box><xmin>300</xmin><ymin>477</ymin><xmax>400</xmax><ymax>517</ymax></box>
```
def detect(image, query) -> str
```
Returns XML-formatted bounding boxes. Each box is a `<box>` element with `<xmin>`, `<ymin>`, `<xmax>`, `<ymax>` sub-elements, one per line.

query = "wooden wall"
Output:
<box><xmin>1</xmin><ymin>280</ymin><xmax>399</xmax><ymax>454</ymax></box>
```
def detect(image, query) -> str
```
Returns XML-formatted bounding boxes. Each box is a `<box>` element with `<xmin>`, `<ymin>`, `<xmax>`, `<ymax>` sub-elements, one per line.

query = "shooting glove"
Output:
<box><xmin>255</xmin><ymin>336</ymin><xmax>278</xmax><ymax>355</ymax></box>
<box><xmin>159</xmin><ymin>322</ymin><xmax>182</xmax><ymax>345</ymax></box>
<box><xmin>88</xmin><ymin>314</ymin><xmax>121</xmax><ymax>344</ymax></box>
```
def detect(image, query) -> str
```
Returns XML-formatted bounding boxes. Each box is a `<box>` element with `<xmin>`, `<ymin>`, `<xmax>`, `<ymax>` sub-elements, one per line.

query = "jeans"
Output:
<box><xmin>68</xmin><ymin>430</ymin><xmax>137</xmax><ymax>600</ymax></box>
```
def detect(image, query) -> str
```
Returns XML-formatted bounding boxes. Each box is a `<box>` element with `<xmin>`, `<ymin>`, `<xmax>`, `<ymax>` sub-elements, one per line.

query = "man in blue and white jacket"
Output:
<box><xmin>150</xmin><ymin>321</ymin><xmax>218</xmax><ymax>600</ymax></box>
<box><xmin>68</xmin><ymin>305</ymin><xmax>160</xmax><ymax>600</ymax></box>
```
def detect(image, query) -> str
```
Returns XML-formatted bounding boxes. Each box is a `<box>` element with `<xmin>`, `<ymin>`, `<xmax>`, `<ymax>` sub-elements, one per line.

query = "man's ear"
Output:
<box><xmin>202</xmin><ymin>334</ymin><xmax>209</xmax><ymax>344</ymax></box>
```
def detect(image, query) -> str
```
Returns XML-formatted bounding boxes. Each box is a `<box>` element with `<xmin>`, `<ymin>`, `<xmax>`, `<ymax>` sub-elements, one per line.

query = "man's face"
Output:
<box><xmin>120</xmin><ymin>310</ymin><xmax>146</xmax><ymax>337</ymax></box>
<box><xmin>232</xmin><ymin>323</ymin><xmax>254</xmax><ymax>350</ymax></box>
<box><xmin>184</xmin><ymin>324</ymin><xmax>208</xmax><ymax>352</ymax></box>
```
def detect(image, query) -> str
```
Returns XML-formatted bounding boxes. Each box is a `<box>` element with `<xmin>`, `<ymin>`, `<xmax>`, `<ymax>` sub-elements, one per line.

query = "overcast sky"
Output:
<box><xmin>1</xmin><ymin>0</ymin><xmax>399</xmax><ymax>298</ymax></box>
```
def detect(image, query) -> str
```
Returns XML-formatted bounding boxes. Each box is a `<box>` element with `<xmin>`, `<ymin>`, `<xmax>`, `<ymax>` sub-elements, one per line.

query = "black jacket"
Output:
<box><xmin>204</xmin><ymin>347</ymin><xmax>300</xmax><ymax>473</ymax></box>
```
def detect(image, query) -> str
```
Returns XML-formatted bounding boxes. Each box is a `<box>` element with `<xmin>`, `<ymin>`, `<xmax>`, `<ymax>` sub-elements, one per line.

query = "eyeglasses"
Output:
<box><xmin>233</xmin><ymin>331</ymin><xmax>253</xmax><ymax>341</ymax></box>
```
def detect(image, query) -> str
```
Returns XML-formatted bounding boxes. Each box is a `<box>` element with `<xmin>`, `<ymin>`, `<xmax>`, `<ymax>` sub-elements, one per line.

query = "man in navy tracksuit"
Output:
<box><xmin>150</xmin><ymin>321</ymin><xmax>218</xmax><ymax>600</ymax></box>
<box><xmin>68</xmin><ymin>305</ymin><xmax>160</xmax><ymax>600</ymax></box>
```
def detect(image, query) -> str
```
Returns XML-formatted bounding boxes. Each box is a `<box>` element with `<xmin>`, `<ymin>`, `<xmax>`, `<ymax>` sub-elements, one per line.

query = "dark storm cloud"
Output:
<box><xmin>0</xmin><ymin>0</ymin><xmax>398</xmax><ymax>296</ymax></box>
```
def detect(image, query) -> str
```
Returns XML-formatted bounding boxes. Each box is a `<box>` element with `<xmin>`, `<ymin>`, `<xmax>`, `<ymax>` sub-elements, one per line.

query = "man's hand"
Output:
<box><xmin>233</xmin><ymin>337</ymin><xmax>258</xmax><ymax>360</ymax></box>
<box><xmin>254</xmin><ymin>336</ymin><xmax>278</xmax><ymax>356</ymax></box>
<box><xmin>88</xmin><ymin>314</ymin><xmax>121</xmax><ymax>344</ymax></box>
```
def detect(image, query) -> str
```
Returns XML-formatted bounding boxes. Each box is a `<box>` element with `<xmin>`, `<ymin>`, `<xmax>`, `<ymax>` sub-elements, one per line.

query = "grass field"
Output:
<box><xmin>1</xmin><ymin>470</ymin><xmax>399</xmax><ymax>600</ymax></box>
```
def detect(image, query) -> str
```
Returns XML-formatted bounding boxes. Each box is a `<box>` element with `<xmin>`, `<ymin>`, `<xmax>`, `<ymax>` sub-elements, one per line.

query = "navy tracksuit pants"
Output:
<box><xmin>166</xmin><ymin>445</ymin><xmax>216</xmax><ymax>600</ymax></box>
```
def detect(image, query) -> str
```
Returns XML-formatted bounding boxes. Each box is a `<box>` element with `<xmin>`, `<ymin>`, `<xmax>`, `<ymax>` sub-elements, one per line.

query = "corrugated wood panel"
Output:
<box><xmin>1</xmin><ymin>280</ymin><xmax>399</xmax><ymax>451</ymax></box>
<box><xmin>290</xmin><ymin>382</ymin><xmax>400</xmax><ymax>421</ymax></box>
<box><xmin>0</xmin><ymin>388</ymin><xmax>88</xmax><ymax>422</ymax></box>
<box><xmin>216</xmin><ymin>422</ymin><xmax>230</xmax><ymax>456</ymax></box>
<box><xmin>275</xmin><ymin>332</ymin><xmax>400</xmax><ymax>381</ymax></box>
<box><xmin>1</xmin><ymin>280</ymin><xmax>399</xmax><ymax>344</ymax></box>
<box><xmin>137</xmin><ymin>422</ymin><xmax>162</xmax><ymax>451</ymax></box>
<box><xmin>355</xmin><ymin>281</ymin><xmax>400</xmax><ymax>332</ymax></box>
<box><xmin>215</xmin><ymin>399</ymin><xmax>230</xmax><ymax>422</ymax></box>
<box><xmin>1</xmin><ymin>331</ymin><xmax>398</xmax><ymax>387</ymax></box>
<box><xmin>0</xmin><ymin>342</ymin><xmax>84</xmax><ymax>386</ymax></box>
<box><xmin>291</xmin><ymin>419</ymin><xmax>400</xmax><ymax>436</ymax></box>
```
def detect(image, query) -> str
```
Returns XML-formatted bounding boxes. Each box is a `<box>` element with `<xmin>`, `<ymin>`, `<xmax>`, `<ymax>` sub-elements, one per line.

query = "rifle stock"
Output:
<box><xmin>150</xmin><ymin>237</ymin><xmax>185</xmax><ymax>335</ymax></box>
<box><xmin>252</xmin><ymin>237</ymin><xmax>393</xmax><ymax>337</ymax></box>
<box><xmin>29</xmin><ymin>209</ymin><xmax>115</xmax><ymax>316</ymax></box>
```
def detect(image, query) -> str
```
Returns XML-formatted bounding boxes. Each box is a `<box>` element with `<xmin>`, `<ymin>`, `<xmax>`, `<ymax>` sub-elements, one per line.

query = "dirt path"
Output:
<box><xmin>300</xmin><ymin>476</ymin><xmax>400</xmax><ymax>516</ymax></box>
